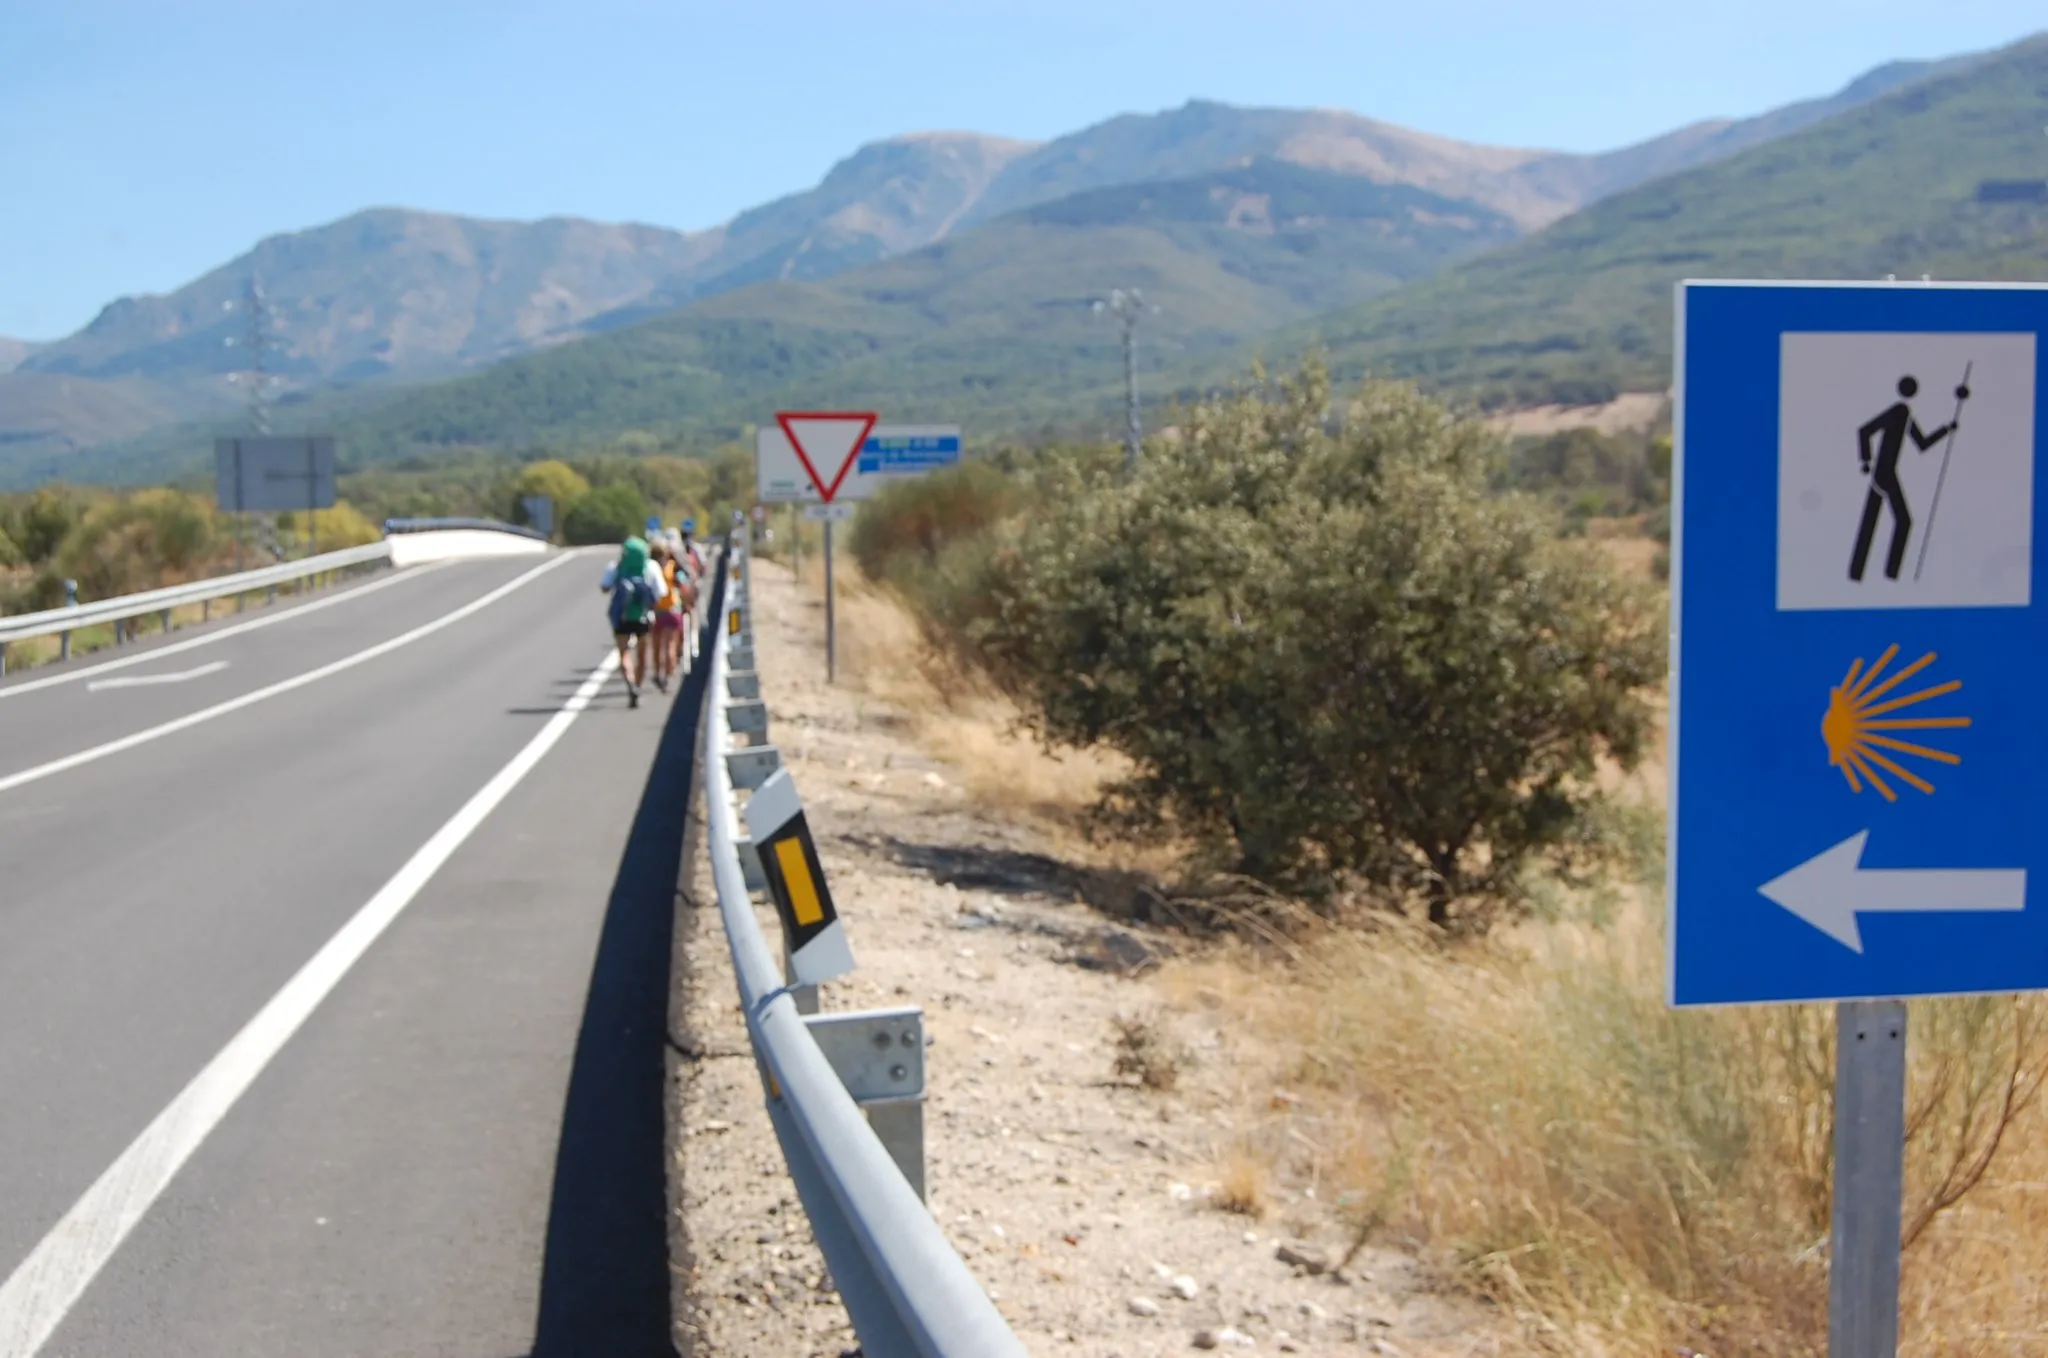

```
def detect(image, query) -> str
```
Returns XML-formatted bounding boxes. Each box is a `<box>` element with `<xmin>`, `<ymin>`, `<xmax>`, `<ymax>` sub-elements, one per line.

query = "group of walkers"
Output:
<box><xmin>601</xmin><ymin>521</ymin><xmax>707</xmax><ymax>709</ymax></box>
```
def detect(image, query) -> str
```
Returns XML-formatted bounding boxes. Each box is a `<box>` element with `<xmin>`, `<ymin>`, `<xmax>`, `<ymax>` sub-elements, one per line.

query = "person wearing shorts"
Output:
<box><xmin>600</xmin><ymin>535</ymin><xmax>665</xmax><ymax>708</ymax></box>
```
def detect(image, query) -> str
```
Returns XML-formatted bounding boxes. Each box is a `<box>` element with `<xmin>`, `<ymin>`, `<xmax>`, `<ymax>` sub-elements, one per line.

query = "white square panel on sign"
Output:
<box><xmin>1777</xmin><ymin>330</ymin><xmax>2035</xmax><ymax>610</ymax></box>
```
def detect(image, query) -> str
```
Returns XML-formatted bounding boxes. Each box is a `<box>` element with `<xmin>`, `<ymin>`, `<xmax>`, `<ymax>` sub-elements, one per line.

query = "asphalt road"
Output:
<box><xmin>0</xmin><ymin>551</ymin><xmax>701</xmax><ymax>1356</ymax></box>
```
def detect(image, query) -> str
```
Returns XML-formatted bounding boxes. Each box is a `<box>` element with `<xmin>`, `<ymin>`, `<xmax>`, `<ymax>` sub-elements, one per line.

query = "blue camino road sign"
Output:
<box><xmin>1672</xmin><ymin>280</ymin><xmax>2048</xmax><ymax>1006</ymax></box>
<box><xmin>856</xmin><ymin>426</ymin><xmax>961</xmax><ymax>475</ymax></box>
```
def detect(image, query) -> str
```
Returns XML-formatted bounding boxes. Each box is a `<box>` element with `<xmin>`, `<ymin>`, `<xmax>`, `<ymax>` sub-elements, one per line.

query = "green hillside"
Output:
<box><xmin>303</xmin><ymin>163</ymin><xmax>1519</xmax><ymax>464</ymax></box>
<box><xmin>1248</xmin><ymin>33</ymin><xmax>2048</xmax><ymax>408</ymax></box>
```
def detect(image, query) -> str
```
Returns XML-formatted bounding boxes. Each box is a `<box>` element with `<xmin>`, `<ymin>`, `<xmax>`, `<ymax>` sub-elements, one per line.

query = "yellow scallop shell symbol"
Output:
<box><xmin>1821</xmin><ymin>644</ymin><xmax>1970</xmax><ymax>801</ymax></box>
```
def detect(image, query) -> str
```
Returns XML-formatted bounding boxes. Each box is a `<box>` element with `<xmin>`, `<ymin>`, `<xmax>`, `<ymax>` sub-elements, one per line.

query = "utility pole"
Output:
<box><xmin>1095</xmin><ymin>288</ymin><xmax>1154</xmax><ymax>474</ymax></box>
<box><xmin>226</xmin><ymin>275</ymin><xmax>278</xmax><ymax>434</ymax></box>
<box><xmin>224</xmin><ymin>276</ymin><xmax>283</xmax><ymax>600</ymax></box>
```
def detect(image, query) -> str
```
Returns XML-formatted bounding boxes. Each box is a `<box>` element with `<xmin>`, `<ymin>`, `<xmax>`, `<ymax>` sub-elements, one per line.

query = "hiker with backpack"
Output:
<box><xmin>676</xmin><ymin>519</ymin><xmax>706</xmax><ymax>660</ymax></box>
<box><xmin>649</xmin><ymin>539</ymin><xmax>689</xmax><ymax>693</ymax></box>
<box><xmin>600</xmin><ymin>535</ymin><xmax>666</xmax><ymax>708</ymax></box>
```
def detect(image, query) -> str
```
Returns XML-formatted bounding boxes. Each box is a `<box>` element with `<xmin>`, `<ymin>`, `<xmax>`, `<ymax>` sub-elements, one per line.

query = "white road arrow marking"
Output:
<box><xmin>86</xmin><ymin>660</ymin><xmax>230</xmax><ymax>692</ymax></box>
<box><xmin>1759</xmin><ymin>831</ymin><xmax>2026</xmax><ymax>952</ymax></box>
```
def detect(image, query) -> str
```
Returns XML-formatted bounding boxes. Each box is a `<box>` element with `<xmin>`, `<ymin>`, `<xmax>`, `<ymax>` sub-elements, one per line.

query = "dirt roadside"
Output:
<box><xmin>671</xmin><ymin>557</ymin><xmax>1509</xmax><ymax>1357</ymax></box>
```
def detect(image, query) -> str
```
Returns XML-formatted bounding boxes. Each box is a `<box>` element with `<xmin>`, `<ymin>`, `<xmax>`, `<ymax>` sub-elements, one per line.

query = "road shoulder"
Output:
<box><xmin>672</xmin><ymin>558</ymin><xmax>1502</xmax><ymax>1356</ymax></box>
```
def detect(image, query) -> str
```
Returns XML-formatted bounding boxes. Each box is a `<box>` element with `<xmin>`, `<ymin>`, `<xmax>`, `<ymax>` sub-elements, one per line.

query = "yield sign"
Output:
<box><xmin>778</xmin><ymin>411</ymin><xmax>877</xmax><ymax>504</ymax></box>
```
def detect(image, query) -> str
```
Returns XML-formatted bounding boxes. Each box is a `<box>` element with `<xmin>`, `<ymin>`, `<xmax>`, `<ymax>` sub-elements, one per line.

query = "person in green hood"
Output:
<box><xmin>600</xmin><ymin>534</ymin><xmax>666</xmax><ymax>708</ymax></box>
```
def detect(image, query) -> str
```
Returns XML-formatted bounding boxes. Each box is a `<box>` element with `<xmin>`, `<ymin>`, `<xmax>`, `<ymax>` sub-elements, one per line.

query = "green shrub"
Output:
<box><xmin>850</xmin><ymin>460</ymin><xmax>1021</xmax><ymax>588</ymax></box>
<box><xmin>1501</xmin><ymin>426</ymin><xmax>1670</xmax><ymax>517</ymax></box>
<box><xmin>510</xmin><ymin>459</ymin><xmax>591</xmax><ymax>532</ymax></box>
<box><xmin>56</xmin><ymin>489</ymin><xmax>218</xmax><ymax>602</ymax></box>
<box><xmin>6</xmin><ymin>487</ymin><xmax>89</xmax><ymax>565</ymax></box>
<box><xmin>309</xmin><ymin>502</ymin><xmax>383</xmax><ymax>548</ymax></box>
<box><xmin>561</xmin><ymin>482</ymin><xmax>651</xmax><ymax>546</ymax></box>
<box><xmin>514</xmin><ymin>458</ymin><xmax>591</xmax><ymax>505</ymax></box>
<box><xmin>948</xmin><ymin>360</ymin><xmax>1666</xmax><ymax>927</ymax></box>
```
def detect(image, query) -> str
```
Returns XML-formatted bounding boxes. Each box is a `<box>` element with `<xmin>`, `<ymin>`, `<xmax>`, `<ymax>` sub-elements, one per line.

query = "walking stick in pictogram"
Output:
<box><xmin>1913</xmin><ymin>361</ymin><xmax>1973</xmax><ymax>583</ymax></box>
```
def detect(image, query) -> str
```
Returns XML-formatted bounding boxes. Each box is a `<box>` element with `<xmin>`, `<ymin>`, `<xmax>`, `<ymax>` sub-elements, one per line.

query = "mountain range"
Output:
<box><xmin>1258</xmin><ymin>33</ymin><xmax>2048</xmax><ymax>407</ymax></box>
<box><xmin>0</xmin><ymin>39</ymin><xmax>2026</xmax><ymax>486</ymax></box>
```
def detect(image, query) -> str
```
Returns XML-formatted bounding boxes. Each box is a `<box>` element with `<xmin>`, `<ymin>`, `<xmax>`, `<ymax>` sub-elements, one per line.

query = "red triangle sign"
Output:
<box><xmin>777</xmin><ymin>411</ymin><xmax>878</xmax><ymax>504</ymax></box>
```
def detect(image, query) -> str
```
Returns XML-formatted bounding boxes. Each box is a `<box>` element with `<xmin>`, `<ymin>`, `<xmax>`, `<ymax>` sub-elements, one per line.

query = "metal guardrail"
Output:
<box><xmin>381</xmin><ymin>517</ymin><xmax>550</xmax><ymax>541</ymax></box>
<box><xmin>699</xmin><ymin>538</ymin><xmax>1028</xmax><ymax>1358</ymax></box>
<box><xmin>0</xmin><ymin>541</ymin><xmax>393</xmax><ymax>673</ymax></box>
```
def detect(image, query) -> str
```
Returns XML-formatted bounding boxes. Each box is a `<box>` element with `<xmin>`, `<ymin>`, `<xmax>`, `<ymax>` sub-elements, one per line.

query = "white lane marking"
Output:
<box><xmin>0</xmin><ymin>561</ymin><xmax>453</xmax><ymax>701</ymax></box>
<box><xmin>86</xmin><ymin>662</ymin><xmax>230</xmax><ymax>693</ymax></box>
<box><xmin>0</xmin><ymin>647</ymin><xmax>622</xmax><ymax>1358</ymax></box>
<box><xmin>0</xmin><ymin>554</ymin><xmax>575</xmax><ymax>798</ymax></box>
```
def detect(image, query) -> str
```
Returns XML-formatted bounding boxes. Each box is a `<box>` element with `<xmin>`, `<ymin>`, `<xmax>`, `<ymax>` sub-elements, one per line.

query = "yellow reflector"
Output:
<box><xmin>728</xmin><ymin>609</ymin><xmax>741</xmax><ymax>635</ymax></box>
<box><xmin>773</xmin><ymin>837</ymin><xmax>825</xmax><ymax>927</ymax></box>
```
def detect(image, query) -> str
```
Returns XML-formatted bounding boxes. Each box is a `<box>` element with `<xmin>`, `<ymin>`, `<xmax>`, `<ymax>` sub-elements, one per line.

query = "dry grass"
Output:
<box><xmin>824</xmin><ymin>548</ymin><xmax>2048</xmax><ymax>1354</ymax></box>
<box><xmin>1109</xmin><ymin>1011</ymin><xmax>1185</xmax><ymax>1092</ymax></box>
<box><xmin>1595</xmin><ymin>533</ymin><xmax>1663</xmax><ymax>581</ymax></box>
<box><xmin>826</xmin><ymin>565</ymin><xmax>1130</xmax><ymax>841</ymax></box>
<box><xmin>1210</xmin><ymin>1150</ymin><xmax>1274</xmax><ymax>1220</ymax></box>
<box><xmin>1168</xmin><ymin>898</ymin><xmax>2048</xmax><ymax>1356</ymax></box>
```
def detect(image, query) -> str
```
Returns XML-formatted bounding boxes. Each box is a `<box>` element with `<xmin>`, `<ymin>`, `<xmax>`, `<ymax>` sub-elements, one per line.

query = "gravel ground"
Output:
<box><xmin>672</xmin><ymin>558</ymin><xmax>1508</xmax><ymax>1357</ymax></box>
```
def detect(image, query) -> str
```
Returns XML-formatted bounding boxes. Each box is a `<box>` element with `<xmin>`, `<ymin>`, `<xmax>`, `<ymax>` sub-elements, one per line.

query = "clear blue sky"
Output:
<box><xmin>2</xmin><ymin>0</ymin><xmax>2039</xmax><ymax>339</ymax></box>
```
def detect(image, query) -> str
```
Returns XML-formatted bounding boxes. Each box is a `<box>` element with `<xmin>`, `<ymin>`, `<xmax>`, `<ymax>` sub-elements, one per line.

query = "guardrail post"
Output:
<box><xmin>60</xmin><ymin>579</ymin><xmax>76</xmax><ymax>661</ymax></box>
<box><xmin>724</xmin><ymin>746</ymin><xmax>782</xmax><ymax>790</ymax></box>
<box><xmin>160</xmin><ymin>607</ymin><xmax>172</xmax><ymax>634</ymax></box>
<box><xmin>802</xmin><ymin>1008</ymin><xmax>928</xmax><ymax>1202</ymax></box>
<box><xmin>785</xmin><ymin>954</ymin><xmax>820</xmax><ymax>1015</ymax></box>
<box><xmin>733</xmin><ymin>835</ymin><xmax>770</xmax><ymax>893</ymax></box>
<box><xmin>727</xmin><ymin>699</ymin><xmax>770</xmax><ymax>742</ymax></box>
<box><xmin>866</xmin><ymin>1103</ymin><xmax>926</xmax><ymax>1204</ymax></box>
<box><xmin>784</xmin><ymin>939</ymin><xmax>821</xmax><ymax>1017</ymax></box>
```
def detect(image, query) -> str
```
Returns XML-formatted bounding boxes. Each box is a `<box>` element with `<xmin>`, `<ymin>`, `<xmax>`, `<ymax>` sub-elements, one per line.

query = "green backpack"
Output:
<box><xmin>610</xmin><ymin>537</ymin><xmax>654</xmax><ymax>626</ymax></box>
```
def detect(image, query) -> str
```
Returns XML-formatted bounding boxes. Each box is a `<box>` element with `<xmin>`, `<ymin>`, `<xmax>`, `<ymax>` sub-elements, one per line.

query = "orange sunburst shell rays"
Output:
<box><xmin>1821</xmin><ymin>646</ymin><xmax>1970</xmax><ymax>803</ymax></box>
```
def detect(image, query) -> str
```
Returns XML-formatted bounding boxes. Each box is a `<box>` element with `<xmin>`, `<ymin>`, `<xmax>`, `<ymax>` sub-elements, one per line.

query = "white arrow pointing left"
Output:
<box><xmin>1758</xmin><ymin>831</ymin><xmax>2026</xmax><ymax>953</ymax></box>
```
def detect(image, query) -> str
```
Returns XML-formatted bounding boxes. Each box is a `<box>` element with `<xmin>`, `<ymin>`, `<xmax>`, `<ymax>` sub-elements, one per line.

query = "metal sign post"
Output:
<box><xmin>758</xmin><ymin>413</ymin><xmax>875</xmax><ymax>684</ymax></box>
<box><xmin>1671</xmin><ymin>279</ymin><xmax>2048</xmax><ymax>1355</ymax></box>
<box><xmin>803</xmin><ymin>503</ymin><xmax>855</xmax><ymax>681</ymax></box>
<box><xmin>1830</xmin><ymin>1000</ymin><xmax>1907</xmax><ymax>1357</ymax></box>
